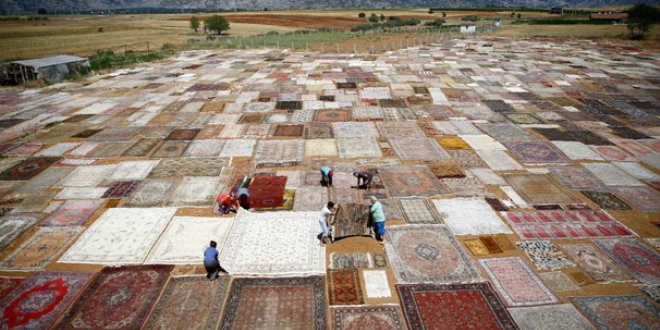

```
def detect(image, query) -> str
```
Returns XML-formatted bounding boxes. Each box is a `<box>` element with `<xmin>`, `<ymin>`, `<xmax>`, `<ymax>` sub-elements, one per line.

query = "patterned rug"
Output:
<box><xmin>330</xmin><ymin>253</ymin><xmax>371</xmax><ymax>269</ymax></box>
<box><xmin>87</xmin><ymin>142</ymin><xmax>131</xmax><ymax>158</ymax></box>
<box><xmin>148</xmin><ymin>158</ymin><xmax>229</xmax><ymax>178</ymax></box>
<box><xmin>144</xmin><ymin>275</ymin><xmax>229</xmax><ymax>330</ymax></box>
<box><xmin>538</xmin><ymin>271</ymin><xmax>579</xmax><ymax>293</ymax></box>
<box><xmin>503</xmin><ymin>173</ymin><xmax>581</xmax><ymax>204</ymax></box>
<box><xmin>582</xmin><ymin>163</ymin><xmax>643</xmax><ymax>186</ymax></box>
<box><xmin>0</xmin><ymin>271</ymin><xmax>93</xmax><ymax>330</ymax></box>
<box><xmin>273</xmin><ymin>124</ymin><xmax>304</xmax><ymax>137</ymax></box>
<box><xmin>480</xmin><ymin>236</ymin><xmax>504</xmax><ymax>254</ymax></box>
<box><xmin>508</xmin><ymin>304</ymin><xmax>595</xmax><ymax>330</ymax></box>
<box><xmin>337</xmin><ymin>138</ymin><xmax>382</xmax><ymax>159</ymax></box>
<box><xmin>219</xmin><ymin>139</ymin><xmax>256</xmax><ymax>158</ymax></box>
<box><xmin>184</xmin><ymin>139</ymin><xmax>225</xmax><ymax>158</ymax></box>
<box><xmin>293</xmin><ymin>187</ymin><xmax>328</xmax><ymax>211</ymax></box>
<box><xmin>611</xmin><ymin>186</ymin><xmax>660</xmax><ymax>211</ymax></box>
<box><xmin>476</xmin><ymin>150</ymin><xmax>525</xmax><ymax>171</ymax></box>
<box><xmin>14</xmin><ymin>166</ymin><xmax>71</xmax><ymax>194</ymax></box>
<box><xmin>570</xmin><ymin>295</ymin><xmax>660</xmax><ymax>330</ymax></box>
<box><xmin>593</xmin><ymin>239</ymin><xmax>660</xmax><ymax>284</ymax></box>
<box><xmin>3</xmin><ymin>143</ymin><xmax>44</xmax><ymax>157</ymax></box>
<box><xmin>636</xmin><ymin>284</ymin><xmax>660</xmax><ymax>303</ymax></box>
<box><xmin>464</xmin><ymin>239</ymin><xmax>489</xmax><ymax>256</ymax></box>
<box><xmin>501</xmin><ymin>210</ymin><xmax>636</xmax><ymax>240</ymax></box>
<box><xmin>165</xmin><ymin>128</ymin><xmax>199</xmax><ymax>140</ymax></box>
<box><xmin>53</xmin><ymin>265</ymin><xmax>173</xmax><ymax>330</ymax></box>
<box><xmin>396</xmin><ymin>198</ymin><xmax>440</xmax><ymax>224</ymax></box>
<box><xmin>101</xmin><ymin>181</ymin><xmax>141</xmax><ymax>199</ymax></box>
<box><xmin>427</xmin><ymin>161</ymin><xmax>466</xmax><ymax>179</ymax></box>
<box><xmin>56</xmin><ymin>164</ymin><xmax>117</xmax><ymax>188</ymax></box>
<box><xmin>516</xmin><ymin>241</ymin><xmax>575</xmax><ymax>270</ymax></box>
<box><xmin>560</xmin><ymin>243</ymin><xmax>634</xmax><ymax>283</ymax></box>
<box><xmin>305</xmin><ymin>123</ymin><xmax>334</xmax><ymax>139</ymax></box>
<box><xmin>450</xmin><ymin>150</ymin><xmax>487</xmax><ymax>168</ymax></box>
<box><xmin>390</xmin><ymin>138</ymin><xmax>450</xmax><ymax>161</ymax></box>
<box><xmin>549</xmin><ymin>166</ymin><xmax>606</xmax><ymax>191</ymax></box>
<box><xmin>333</xmin><ymin>203</ymin><xmax>371</xmax><ymax>239</ymax></box>
<box><xmin>58</xmin><ymin>207</ymin><xmax>176</xmax><ymax>264</ymax></box>
<box><xmin>0</xmin><ymin>277</ymin><xmax>23</xmax><ymax>297</ymax></box>
<box><xmin>221</xmin><ymin>276</ymin><xmax>326</xmax><ymax>330</ymax></box>
<box><xmin>150</xmin><ymin>140</ymin><xmax>190</xmax><ymax>158</ymax></box>
<box><xmin>379</xmin><ymin>165</ymin><xmax>449</xmax><ymax>197</ymax></box>
<box><xmin>371</xmin><ymin>251</ymin><xmax>389</xmax><ymax>268</ymax></box>
<box><xmin>87</xmin><ymin>126</ymin><xmax>145</xmax><ymax>141</ymax></box>
<box><xmin>0</xmin><ymin>214</ymin><xmax>42</xmax><ymax>251</ymax></box>
<box><xmin>581</xmin><ymin>190</ymin><xmax>631</xmax><ymax>210</ymax></box>
<box><xmin>40</xmin><ymin>199</ymin><xmax>103</xmax><ymax>227</ymax></box>
<box><xmin>124</xmin><ymin>180</ymin><xmax>177</xmax><ymax>208</ymax></box>
<box><xmin>165</xmin><ymin>176</ymin><xmax>224</xmax><ymax>207</ymax></box>
<box><xmin>377</xmin><ymin>122</ymin><xmax>426</xmax><ymax>138</ymax></box>
<box><xmin>592</xmin><ymin>145</ymin><xmax>636</xmax><ymax>161</ymax></box>
<box><xmin>442</xmin><ymin>177</ymin><xmax>489</xmax><ymax>197</ymax></box>
<box><xmin>305</xmin><ymin>139</ymin><xmax>338</xmax><ymax>157</ymax></box>
<box><xmin>385</xmin><ymin>224</ymin><xmax>482</xmax><ymax>284</ymax></box>
<box><xmin>503</xmin><ymin>140</ymin><xmax>571</xmax><ymax>165</ymax></box>
<box><xmin>396</xmin><ymin>282</ymin><xmax>518</xmax><ymax>330</ymax></box>
<box><xmin>328</xmin><ymin>269</ymin><xmax>365</xmax><ymax>305</ymax></box>
<box><xmin>476</xmin><ymin>123</ymin><xmax>536</xmax><ymax>140</ymax></box>
<box><xmin>254</xmin><ymin>140</ymin><xmax>304</xmax><ymax>166</ymax></box>
<box><xmin>329</xmin><ymin>187</ymin><xmax>358</xmax><ymax>204</ymax></box>
<box><xmin>120</xmin><ymin>138</ymin><xmax>161</xmax><ymax>157</ymax></box>
<box><xmin>432</xmin><ymin>198</ymin><xmax>512</xmax><ymax>235</ymax></box>
<box><xmin>0</xmin><ymin>157</ymin><xmax>60</xmax><ymax>181</ymax></box>
<box><xmin>145</xmin><ymin>216</ymin><xmax>233</xmax><ymax>264</ymax></box>
<box><xmin>331</xmin><ymin>305</ymin><xmax>405</xmax><ymax>330</ymax></box>
<box><xmin>0</xmin><ymin>227</ymin><xmax>81</xmax><ymax>269</ymax></box>
<box><xmin>332</xmin><ymin>122</ymin><xmax>379</xmax><ymax>138</ymax></box>
<box><xmin>477</xmin><ymin>257</ymin><xmax>561</xmax><ymax>307</ymax></box>
<box><xmin>220</xmin><ymin>209</ymin><xmax>325</xmax><ymax>275</ymax></box>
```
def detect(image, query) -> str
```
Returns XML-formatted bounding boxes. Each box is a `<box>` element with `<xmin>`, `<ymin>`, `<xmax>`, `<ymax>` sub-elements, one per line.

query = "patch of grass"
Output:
<box><xmin>89</xmin><ymin>49</ymin><xmax>170</xmax><ymax>71</ymax></box>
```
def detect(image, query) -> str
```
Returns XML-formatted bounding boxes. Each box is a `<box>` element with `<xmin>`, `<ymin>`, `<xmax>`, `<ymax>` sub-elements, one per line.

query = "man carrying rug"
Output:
<box><xmin>204</xmin><ymin>240</ymin><xmax>227</xmax><ymax>281</ymax></box>
<box><xmin>370</xmin><ymin>196</ymin><xmax>386</xmax><ymax>245</ymax></box>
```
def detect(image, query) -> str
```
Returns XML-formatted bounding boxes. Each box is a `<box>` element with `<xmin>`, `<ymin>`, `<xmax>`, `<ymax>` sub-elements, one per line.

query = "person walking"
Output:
<box><xmin>353</xmin><ymin>170</ymin><xmax>373</xmax><ymax>189</ymax></box>
<box><xmin>320</xmin><ymin>166</ymin><xmax>333</xmax><ymax>187</ymax></box>
<box><xmin>319</xmin><ymin>201</ymin><xmax>335</xmax><ymax>246</ymax></box>
<box><xmin>203</xmin><ymin>240</ymin><xmax>227</xmax><ymax>280</ymax></box>
<box><xmin>370</xmin><ymin>196</ymin><xmax>386</xmax><ymax>245</ymax></box>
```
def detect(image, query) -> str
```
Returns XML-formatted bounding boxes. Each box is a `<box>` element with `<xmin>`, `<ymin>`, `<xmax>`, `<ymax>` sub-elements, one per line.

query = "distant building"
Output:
<box><xmin>1</xmin><ymin>55</ymin><xmax>90</xmax><ymax>85</ymax></box>
<box><xmin>460</xmin><ymin>23</ymin><xmax>476</xmax><ymax>34</ymax></box>
<box><xmin>589</xmin><ymin>13</ymin><xmax>628</xmax><ymax>24</ymax></box>
<box><xmin>550</xmin><ymin>7</ymin><xmax>563</xmax><ymax>14</ymax></box>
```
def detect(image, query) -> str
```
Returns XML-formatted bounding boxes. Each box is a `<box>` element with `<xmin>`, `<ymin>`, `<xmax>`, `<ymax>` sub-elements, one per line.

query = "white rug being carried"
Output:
<box><xmin>219</xmin><ymin>208</ymin><xmax>325</xmax><ymax>275</ymax></box>
<box><xmin>432</xmin><ymin>197</ymin><xmax>513</xmax><ymax>235</ymax></box>
<box><xmin>58</xmin><ymin>208</ymin><xmax>176</xmax><ymax>264</ymax></box>
<box><xmin>145</xmin><ymin>216</ymin><xmax>234</xmax><ymax>264</ymax></box>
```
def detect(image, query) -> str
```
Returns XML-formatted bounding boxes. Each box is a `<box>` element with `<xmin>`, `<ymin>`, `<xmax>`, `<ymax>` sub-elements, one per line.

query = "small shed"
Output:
<box><xmin>4</xmin><ymin>55</ymin><xmax>90</xmax><ymax>84</ymax></box>
<box><xmin>460</xmin><ymin>23</ymin><xmax>477</xmax><ymax>34</ymax></box>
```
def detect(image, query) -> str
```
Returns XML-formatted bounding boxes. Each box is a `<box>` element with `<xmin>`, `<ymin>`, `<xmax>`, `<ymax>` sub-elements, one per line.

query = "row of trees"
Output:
<box><xmin>189</xmin><ymin>15</ymin><xmax>230</xmax><ymax>35</ymax></box>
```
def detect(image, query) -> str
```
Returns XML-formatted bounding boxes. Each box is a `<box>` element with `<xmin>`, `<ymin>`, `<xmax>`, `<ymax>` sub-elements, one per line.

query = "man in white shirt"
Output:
<box><xmin>319</xmin><ymin>201</ymin><xmax>335</xmax><ymax>246</ymax></box>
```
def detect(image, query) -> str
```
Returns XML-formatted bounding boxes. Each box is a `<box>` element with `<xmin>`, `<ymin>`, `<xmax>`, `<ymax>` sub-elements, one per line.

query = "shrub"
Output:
<box><xmin>358</xmin><ymin>12</ymin><xmax>366</xmax><ymax>18</ymax></box>
<box><xmin>425</xmin><ymin>19</ymin><xmax>445</xmax><ymax>27</ymax></box>
<box><xmin>98</xmin><ymin>27</ymin><xmax>103</xmax><ymax>33</ymax></box>
<box><xmin>461</xmin><ymin>15</ymin><xmax>478</xmax><ymax>22</ymax></box>
<box><xmin>369</xmin><ymin>13</ymin><xmax>379</xmax><ymax>23</ymax></box>
<box><xmin>406</xmin><ymin>17</ymin><xmax>421</xmax><ymax>26</ymax></box>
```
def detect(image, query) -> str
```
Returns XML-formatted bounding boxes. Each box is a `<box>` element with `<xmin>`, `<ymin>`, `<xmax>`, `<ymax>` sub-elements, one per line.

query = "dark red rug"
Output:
<box><xmin>0</xmin><ymin>157</ymin><xmax>60</xmax><ymax>181</ymax></box>
<box><xmin>397</xmin><ymin>282</ymin><xmax>518</xmax><ymax>330</ymax></box>
<box><xmin>231</xmin><ymin>175</ymin><xmax>287</xmax><ymax>208</ymax></box>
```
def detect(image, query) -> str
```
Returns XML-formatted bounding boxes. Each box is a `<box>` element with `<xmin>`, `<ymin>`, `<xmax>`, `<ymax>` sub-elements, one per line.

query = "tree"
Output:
<box><xmin>204</xmin><ymin>15</ymin><xmax>230</xmax><ymax>35</ymax></box>
<box><xmin>37</xmin><ymin>8</ymin><xmax>47</xmax><ymax>15</ymax></box>
<box><xmin>428</xmin><ymin>8</ymin><xmax>434</xmax><ymax>14</ymax></box>
<box><xmin>380</xmin><ymin>14</ymin><xmax>385</xmax><ymax>21</ymax></box>
<box><xmin>517</xmin><ymin>13</ymin><xmax>521</xmax><ymax>19</ymax></box>
<box><xmin>358</xmin><ymin>12</ymin><xmax>366</xmax><ymax>18</ymax></box>
<box><xmin>627</xmin><ymin>4</ymin><xmax>660</xmax><ymax>40</ymax></box>
<box><xmin>189</xmin><ymin>16</ymin><xmax>200</xmax><ymax>33</ymax></box>
<box><xmin>442</xmin><ymin>12</ymin><xmax>446</xmax><ymax>18</ymax></box>
<box><xmin>369</xmin><ymin>13</ymin><xmax>379</xmax><ymax>23</ymax></box>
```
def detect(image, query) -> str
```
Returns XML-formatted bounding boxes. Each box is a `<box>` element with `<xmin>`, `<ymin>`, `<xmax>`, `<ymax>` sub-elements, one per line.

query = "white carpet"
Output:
<box><xmin>108</xmin><ymin>160</ymin><xmax>159</xmax><ymax>181</ymax></box>
<box><xmin>362</xmin><ymin>270</ymin><xmax>392</xmax><ymax>298</ymax></box>
<box><xmin>432</xmin><ymin>197</ymin><xmax>512</xmax><ymax>235</ymax></box>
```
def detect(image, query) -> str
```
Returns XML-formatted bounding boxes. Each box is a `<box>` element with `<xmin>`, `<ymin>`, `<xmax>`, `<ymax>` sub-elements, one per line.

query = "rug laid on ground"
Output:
<box><xmin>0</xmin><ymin>271</ymin><xmax>93</xmax><ymax>330</ymax></box>
<box><xmin>0</xmin><ymin>214</ymin><xmax>42</xmax><ymax>251</ymax></box>
<box><xmin>120</xmin><ymin>138</ymin><xmax>161</xmax><ymax>157</ymax></box>
<box><xmin>538</xmin><ymin>271</ymin><xmax>579</xmax><ymax>293</ymax></box>
<box><xmin>220</xmin><ymin>276</ymin><xmax>326</xmax><ymax>330</ymax></box>
<box><xmin>636</xmin><ymin>284</ymin><xmax>660</xmax><ymax>303</ymax></box>
<box><xmin>516</xmin><ymin>241</ymin><xmax>575</xmax><ymax>270</ymax></box>
<box><xmin>0</xmin><ymin>227</ymin><xmax>82</xmax><ymax>270</ymax></box>
<box><xmin>40</xmin><ymin>199</ymin><xmax>103</xmax><ymax>227</ymax></box>
<box><xmin>0</xmin><ymin>157</ymin><xmax>60</xmax><ymax>181</ymax></box>
<box><xmin>253</xmin><ymin>140</ymin><xmax>304</xmax><ymax>166</ymax></box>
<box><xmin>53</xmin><ymin>265</ymin><xmax>173</xmax><ymax>330</ymax></box>
<box><xmin>593</xmin><ymin>238</ymin><xmax>660</xmax><ymax>284</ymax></box>
<box><xmin>219</xmin><ymin>209</ymin><xmax>325</xmax><ymax>275</ymax></box>
<box><xmin>328</xmin><ymin>269</ymin><xmax>365</xmax><ymax>305</ymax></box>
<box><xmin>390</xmin><ymin>138</ymin><xmax>450</xmax><ymax>161</ymax></box>
<box><xmin>385</xmin><ymin>224</ymin><xmax>482</xmax><ymax>284</ymax></box>
<box><xmin>337</xmin><ymin>137</ymin><xmax>382</xmax><ymax>159</ymax></box>
<box><xmin>508</xmin><ymin>304</ymin><xmax>595</xmax><ymax>330</ymax></box>
<box><xmin>330</xmin><ymin>187</ymin><xmax>358</xmax><ymax>204</ymax></box>
<box><xmin>503</xmin><ymin>140</ymin><xmax>571</xmax><ymax>165</ymax></box>
<box><xmin>108</xmin><ymin>160</ymin><xmax>159</xmax><ymax>181</ymax></box>
<box><xmin>396</xmin><ymin>198</ymin><xmax>440</xmax><ymax>224</ymax></box>
<box><xmin>501</xmin><ymin>210</ymin><xmax>636</xmax><ymax>240</ymax></box>
<box><xmin>166</xmin><ymin>176</ymin><xmax>224</xmax><ymax>207</ymax></box>
<box><xmin>331</xmin><ymin>305</ymin><xmax>405</xmax><ymax>330</ymax></box>
<box><xmin>124</xmin><ymin>180</ymin><xmax>177</xmax><ymax>208</ymax></box>
<box><xmin>58</xmin><ymin>207</ymin><xmax>176</xmax><ymax>264</ymax></box>
<box><xmin>570</xmin><ymin>295</ymin><xmax>660</xmax><ymax>330</ymax></box>
<box><xmin>362</xmin><ymin>269</ymin><xmax>392</xmax><ymax>298</ymax></box>
<box><xmin>379</xmin><ymin>165</ymin><xmax>449</xmax><ymax>197</ymax></box>
<box><xmin>549</xmin><ymin>166</ymin><xmax>607</xmax><ymax>191</ymax></box>
<box><xmin>477</xmin><ymin>257</ymin><xmax>561</xmax><ymax>307</ymax></box>
<box><xmin>432</xmin><ymin>197</ymin><xmax>512</xmax><ymax>235</ymax></box>
<box><xmin>610</xmin><ymin>186</ymin><xmax>660</xmax><ymax>211</ymax></box>
<box><xmin>305</xmin><ymin>139</ymin><xmax>338</xmax><ymax>157</ymax></box>
<box><xmin>503</xmin><ymin>173</ymin><xmax>581</xmax><ymax>204</ymax></box>
<box><xmin>145</xmin><ymin>216</ymin><xmax>234</xmax><ymax>264</ymax></box>
<box><xmin>396</xmin><ymin>282</ymin><xmax>518</xmax><ymax>330</ymax></box>
<box><xmin>101</xmin><ymin>180</ymin><xmax>141</xmax><ymax>199</ymax></box>
<box><xmin>144</xmin><ymin>275</ymin><xmax>230</xmax><ymax>330</ymax></box>
<box><xmin>333</xmin><ymin>203</ymin><xmax>371</xmax><ymax>240</ymax></box>
<box><xmin>330</xmin><ymin>253</ymin><xmax>371</xmax><ymax>269</ymax></box>
<box><xmin>0</xmin><ymin>277</ymin><xmax>23</xmax><ymax>297</ymax></box>
<box><xmin>293</xmin><ymin>187</ymin><xmax>328</xmax><ymax>211</ymax></box>
<box><xmin>560</xmin><ymin>243</ymin><xmax>634</xmax><ymax>283</ymax></box>
<box><xmin>148</xmin><ymin>158</ymin><xmax>229</xmax><ymax>178</ymax></box>
<box><xmin>581</xmin><ymin>190</ymin><xmax>631</xmax><ymax>210</ymax></box>
<box><xmin>229</xmin><ymin>175</ymin><xmax>287</xmax><ymax>208</ymax></box>
<box><xmin>55</xmin><ymin>164</ymin><xmax>117</xmax><ymax>188</ymax></box>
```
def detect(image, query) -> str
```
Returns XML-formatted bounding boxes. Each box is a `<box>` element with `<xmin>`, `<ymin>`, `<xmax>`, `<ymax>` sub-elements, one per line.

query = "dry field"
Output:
<box><xmin>0</xmin><ymin>9</ymin><xmax>658</xmax><ymax>60</ymax></box>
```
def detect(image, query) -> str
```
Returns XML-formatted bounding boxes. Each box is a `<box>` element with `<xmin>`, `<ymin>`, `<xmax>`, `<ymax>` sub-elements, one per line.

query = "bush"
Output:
<box><xmin>406</xmin><ymin>17</ymin><xmax>421</xmax><ymax>26</ymax></box>
<box><xmin>358</xmin><ymin>12</ymin><xmax>366</xmax><ymax>18</ymax></box>
<box><xmin>98</xmin><ymin>27</ymin><xmax>103</xmax><ymax>33</ymax></box>
<box><xmin>425</xmin><ymin>19</ymin><xmax>445</xmax><ymax>27</ymax></box>
<box><xmin>369</xmin><ymin>13</ymin><xmax>379</xmax><ymax>23</ymax></box>
<box><xmin>461</xmin><ymin>15</ymin><xmax>479</xmax><ymax>22</ymax></box>
<box><xmin>265</xmin><ymin>30</ymin><xmax>279</xmax><ymax>36</ymax></box>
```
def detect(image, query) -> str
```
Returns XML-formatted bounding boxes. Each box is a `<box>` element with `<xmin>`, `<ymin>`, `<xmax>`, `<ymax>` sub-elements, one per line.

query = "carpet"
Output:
<box><xmin>165</xmin><ymin>128</ymin><xmax>199</xmax><ymax>140</ymax></box>
<box><xmin>337</xmin><ymin>138</ymin><xmax>382</xmax><ymax>159</ymax></box>
<box><xmin>377</xmin><ymin>122</ymin><xmax>426</xmax><ymax>138</ymax></box>
<box><xmin>436</xmin><ymin>136</ymin><xmax>471</xmax><ymax>150</ymax></box>
<box><xmin>293</xmin><ymin>187</ymin><xmax>328</xmax><ymax>211</ymax></box>
<box><xmin>15</xmin><ymin>166</ymin><xmax>73</xmax><ymax>194</ymax></box>
<box><xmin>119</xmin><ymin>138</ymin><xmax>161</xmax><ymax>157</ymax></box>
<box><xmin>273</xmin><ymin>124</ymin><xmax>304</xmax><ymax>137</ymax></box>
<box><xmin>391</xmin><ymin>138</ymin><xmax>450</xmax><ymax>161</ymax></box>
<box><xmin>582</xmin><ymin>163</ymin><xmax>644</xmax><ymax>186</ymax></box>
<box><xmin>476</xmin><ymin>150</ymin><xmax>525</xmax><ymax>171</ymax></box>
<box><xmin>229</xmin><ymin>175</ymin><xmax>287</xmax><ymax>209</ymax></box>
<box><xmin>101</xmin><ymin>181</ymin><xmax>141</xmax><ymax>199</ymax></box>
<box><xmin>485</xmin><ymin>197</ymin><xmax>509</xmax><ymax>211</ymax></box>
<box><xmin>552</xmin><ymin>141</ymin><xmax>604</xmax><ymax>161</ymax></box>
<box><xmin>396</xmin><ymin>282</ymin><xmax>518</xmax><ymax>330</ymax></box>
<box><xmin>450</xmin><ymin>150</ymin><xmax>488</xmax><ymax>168</ymax></box>
<box><xmin>396</xmin><ymin>198</ymin><xmax>440</xmax><ymax>224</ymax></box>
<box><xmin>35</xmin><ymin>143</ymin><xmax>80</xmax><ymax>157</ymax></box>
<box><xmin>508</xmin><ymin>304</ymin><xmax>595</xmax><ymax>330</ymax></box>
<box><xmin>3</xmin><ymin>143</ymin><xmax>44</xmax><ymax>157</ymax></box>
<box><xmin>591</xmin><ymin>145</ymin><xmax>636</xmax><ymax>162</ymax></box>
<box><xmin>124</xmin><ymin>180</ymin><xmax>177</xmax><ymax>208</ymax></box>
<box><xmin>219</xmin><ymin>209</ymin><xmax>325</xmax><ymax>275</ymax></box>
<box><xmin>243</xmin><ymin>124</ymin><xmax>271</xmax><ymax>137</ymax></box>
<box><xmin>538</xmin><ymin>272</ymin><xmax>579</xmax><ymax>293</ymax></box>
<box><xmin>305</xmin><ymin>139</ymin><xmax>338</xmax><ymax>157</ymax></box>
<box><xmin>333</xmin><ymin>203</ymin><xmax>371</xmax><ymax>239</ymax></box>
<box><xmin>331</xmin><ymin>305</ymin><xmax>405</xmax><ymax>330</ymax></box>
<box><xmin>219</xmin><ymin>124</ymin><xmax>244</xmax><ymax>138</ymax></box>
<box><xmin>570</xmin><ymin>295</ymin><xmax>660</xmax><ymax>330</ymax></box>
<box><xmin>332</xmin><ymin>122</ymin><xmax>379</xmax><ymax>138</ymax></box>
<box><xmin>559</xmin><ymin>243</ymin><xmax>634</xmax><ymax>283</ymax></box>
<box><xmin>636</xmin><ymin>284</ymin><xmax>660</xmax><ymax>303</ymax></box>
<box><xmin>427</xmin><ymin>161</ymin><xmax>465</xmax><ymax>179</ymax></box>
<box><xmin>56</xmin><ymin>158</ymin><xmax>100</xmax><ymax>166</ymax></box>
<box><xmin>87</xmin><ymin>142</ymin><xmax>131</xmax><ymax>158</ymax></box>
<box><xmin>67</xmin><ymin>142</ymin><xmax>101</xmax><ymax>156</ymax></box>
<box><xmin>148</xmin><ymin>158</ymin><xmax>229</xmax><ymax>178</ymax></box>
<box><xmin>53</xmin><ymin>265</ymin><xmax>173</xmax><ymax>330</ymax></box>
<box><xmin>464</xmin><ymin>239</ymin><xmax>489</xmax><ymax>256</ymax></box>
<box><xmin>166</xmin><ymin>176</ymin><xmax>224</xmax><ymax>207</ymax></box>
<box><xmin>0</xmin><ymin>271</ymin><xmax>93</xmax><ymax>330</ymax></box>
<box><xmin>305</xmin><ymin>123</ymin><xmax>334</xmax><ymax>139</ymax></box>
<box><xmin>503</xmin><ymin>140</ymin><xmax>571</xmax><ymax>165</ymax></box>
<box><xmin>56</xmin><ymin>187</ymin><xmax>108</xmax><ymax>199</ymax></box>
<box><xmin>184</xmin><ymin>139</ymin><xmax>225</xmax><ymax>158</ymax></box>
<box><xmin>501</xmin><ymin>210</ymin><xmax>636</xmax><ymax>240</ymax></box>
<box><xmin>145</xmin><ymin>216</ymin><xmax>233</xmax><ymax>264</ymax></box>
<box><xmin>254</xmin><ymin>140</ymin><xmax>304</xmax><ymax>166</ymax></box>
<box><xmin>219</xmin><ymin>139</ymin><xmax>256</xmax><ymax>158</ymax></box>
<box><xmin>304</xmin><ymin>171</ymin><xmax>323</xmax><ymax>186</ymax></box>
<box><xmin>379</xmin><ymin>165</ymin><xmax>449</xmax><ymax>197</ymax></box>
<box><xmin>0</xmin><ymin>277</ymin><xmax>23</xmax><ymax>298</ymax></box>
<box><xmin>549</xmin><ymin>166</ymin><xmax>606</xmax><ymax>191</ymax></box>
<box><xmin>480</xmin><ymin>236</ymin><xmax>504</xmax><ymax>254</ymax></box>
<box><xmin>460</xmin><ymin>134</ymin><xmax>506</xmax><ymax>151</ymax></box>
<box><xmin>516</xmin><ymin>241</ymin><xmax>575</xmax><ymax>270</ymax></box>
<box><xmin>58</xmin><ymin>207</ymin><xmax>176</xmax><ymax>264</ymax></box>
<box><xmin>56</xmin><ymin>164</ymin><xmax>117</xmax><ymax>188</ymax></box>
<box><xmin>503</xmin><ymin>173</ymin><xmax>581</xmax><ymax>204</ymax></box>
<box><xmin>385</xmin><ymin>224</ymin><xmax>482</xmax><ymax>284</ymax></box>
<box><xmin>0</xmin><ymin>157</ymin><xmax>60</xmax><ymax>181</ymax></box>
<box><xmin>144</xmin><ymin>275</ymin><xmax>229</xmax><ymax>330</ymax></box>
<box><xmin>108</xmin><ymin>161</ymin><xmax>159</xmax><ymax>182</ymax></box>
<box><xmin>477</xmin><ymin>256</ymin><xmax>561</xmax><ymax>307</ymax></box>
<box><xmin>328</xmin><ymin>269</ymin><xmax>365</xmax><ymax>305</ymax></box>
<box><xmin>593</xmin><ymin>238</ymin><xmax>660</xmax><ymax>284</ymax></box>
<box><xmin>371</xmin><ymin>251</ymin><xmax>389</xmax><ymax>268</ymax></box>
<box><xmin>330</xmin><ymin>253</ymin><xmax>371</xmax><ymax>269</ymax></box>
<box><xmin>316</xmin><ymin>109</ymin><xmax>351</xmax><ymax>122</ymax></box>
<box><xmin>432</xmin><ymin>198</ymin><xmax>512</xmax><ymax>235</ymax></box>
<box><xmin>362</xmin><ymin>270</ymin><xmax>391</xmax><ymax>298</ymax></box>
<box><xmin>476</xmin><ymin>123</ymin><xmax>536</xmax><ymax>140</ymax></box>
<box><xmin>0</xmin><ymin>214</ymin><xmax>42</xmax><ymax>251</ymax></box>
<box><xmin>40</xmin><ymin>199</ymin><xmax>103</xmax><ymax>227</ymax></box>
<box><xmin>150</xmin><ymin>140</ymin><xmax>190</xmax><ymax>158</ymax></box>
<box><xmin>0</xmin><ymin>227</ymin><xmax>82</xmax><ymax>270</ymax></box>
<box><xmin>442</xmin><ymin>177</ymin><xmax>489</xmax><ymax>197</ymax></box>
<box><xmin>330</xmin><ymin>187</ymin><xmax>358</xmax><ymax>204</ymax></box>
<box><xmin>610</xmin><ymin>186</ymin><xmax>660</xmax><ymax>211</ymax></box>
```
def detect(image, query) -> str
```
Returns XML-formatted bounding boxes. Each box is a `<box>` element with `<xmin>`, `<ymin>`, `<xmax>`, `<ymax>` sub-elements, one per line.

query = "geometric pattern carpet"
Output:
<box><xmin>328</xmin><ymin>269</ymin><xmax>365</xmax><ymax>305</ymax></box>
<box><xmin>331</xmin><ymin>305</ymin><xmax>406</xmax><ymax>330</ymax></box>
<box><xmin>508</xmin><ymin>304</ymin><xmax>596</xmax><ymax>330</ymax></box>
<box><xmin>0</xmin><ymin>227</ymin><xmax>82</xmax><ymax>270</ymax></box>
<box><xmin>0</xmin><ymin>214</ymin><xmax>42</xmax><ymax>251</ymax></box>
<box><xmin>593</xmin><ymin>239</ymin><xmax>660</xmax><ymax>284</ymax></box>
<box><xmin>221</xmin><ymin>276</ymin><xmax>326</xmax><ymax>330</ymax></box>
<box><xmin>560</xmin><ymin>243</ymin><xmax>635</xmax><ymax>283</ymax></box>
<box><xmin>570</xmin><ymin>295</ymin><xmax>660</xmax><ymax>330</ymax></box>
<box><xmin>396</xmin><ymin>282</ymin><xmax>518</xmax><ymax>330</ymax></box>
<box><xmin>378</xmin><ymin>165</ymin><xmax>449</xmax><ymax>197</ymax></box>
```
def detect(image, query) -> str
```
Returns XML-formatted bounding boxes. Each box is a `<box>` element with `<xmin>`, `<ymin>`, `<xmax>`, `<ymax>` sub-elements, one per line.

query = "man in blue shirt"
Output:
<box><xmin>320</xmin><ymin>166</ymin><xmax>333</xmax><ymax>187</ymax></box>
<box><xmin>204</xmin><ymin>240</ymin><xmax>227</xmax><ymax>281</ymax></box>
<box><xmin>370</xmin><ymin>196</ymin><xmax>386</xmax><ymax>245</ymax></box>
